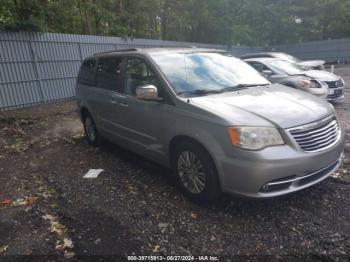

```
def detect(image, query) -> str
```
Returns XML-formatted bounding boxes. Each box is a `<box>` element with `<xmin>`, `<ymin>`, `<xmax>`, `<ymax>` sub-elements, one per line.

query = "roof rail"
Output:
<box><xmin>94</xmin><ymin>48</ymin><xmax>139</xmax><ymax>55</ymax></box>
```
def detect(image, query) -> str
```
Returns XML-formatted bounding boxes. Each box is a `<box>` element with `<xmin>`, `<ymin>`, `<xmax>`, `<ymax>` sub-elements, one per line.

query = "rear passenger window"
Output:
<box><xmin>96</xmin><ymin>57</ymin><xmax>124</xmax><ymax>91</ymax></box>
<box><xmin>77</xmin><ymin>58</ymin><xmax>96</xmax><ymax>86</ymax></box>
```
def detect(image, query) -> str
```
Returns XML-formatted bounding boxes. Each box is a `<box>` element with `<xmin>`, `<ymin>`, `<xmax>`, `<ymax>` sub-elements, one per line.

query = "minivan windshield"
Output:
<box><xmin>151</xmin><ymin>52</ymin><xmax>270</xmax><ymax>96</ymax></box>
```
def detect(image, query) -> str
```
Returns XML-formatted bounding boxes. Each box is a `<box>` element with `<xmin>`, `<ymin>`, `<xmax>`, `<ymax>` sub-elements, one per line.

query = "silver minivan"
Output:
<box><xmin>76</xmin><ymin>48</ymin><xmax>344</xmax><ymax>203</ymax></box>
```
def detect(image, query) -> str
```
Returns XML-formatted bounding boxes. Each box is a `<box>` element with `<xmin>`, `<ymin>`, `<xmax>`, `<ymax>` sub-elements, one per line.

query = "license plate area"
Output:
<box><xmin>329</xmin><ymin>89</ymin><xmax>342</xmax><ymax>95</ymax></box>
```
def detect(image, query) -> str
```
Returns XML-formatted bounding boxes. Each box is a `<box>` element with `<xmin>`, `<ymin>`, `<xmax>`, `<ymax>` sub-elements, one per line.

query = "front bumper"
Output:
<box><xmin>326</xmin><ymin>87</ymin><xmax>344</xmax><ymax>101</ymax></box>
<box><xmin>217</xmin><ymin>133</ymin><xmax>345</xmax><ymax>198</ymax></box>
<box><xmin>308</xmin><ymin>85</ymin><xmax>344</xmax><ymax>101</ymax></box>
<box><xmin>326</xmin><ymin>88</ymin><xmax>344</xmax><ymax>101</ymax></box>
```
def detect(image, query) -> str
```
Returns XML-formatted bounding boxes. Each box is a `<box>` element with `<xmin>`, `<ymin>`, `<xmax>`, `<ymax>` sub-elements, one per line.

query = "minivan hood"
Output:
<box><xmin>293</xmin><ymin>70</ymin><xmax>340</xmax><ymax>81</ymax></box>
<box><xmin>191</xmin><ymin>84</ymin><xmax>333</xmax><ymax>129</ymax></box>
<box><xmin>298</xmin><ymin>60</ymin><xmax>325</xmax><ymax>67</ymax></box>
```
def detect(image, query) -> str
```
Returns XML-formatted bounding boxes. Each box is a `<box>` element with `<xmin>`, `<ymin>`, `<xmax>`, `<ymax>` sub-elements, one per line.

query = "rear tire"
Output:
<box><xmin>83</xmin><ymin>113</ymin><xmax>100</xmax><ymax>146</ymax></box>
<box><xmin>172</xmin><ymin>140</ymin><xmax>221</xmax><ymax>204</ymax></box>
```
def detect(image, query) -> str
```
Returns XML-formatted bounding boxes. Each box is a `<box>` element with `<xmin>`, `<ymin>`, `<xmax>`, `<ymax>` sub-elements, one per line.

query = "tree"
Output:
<box><xmin>0</xmin><ymin>0</ymin><xmax>350</xmax><ymax>46</ymax></box>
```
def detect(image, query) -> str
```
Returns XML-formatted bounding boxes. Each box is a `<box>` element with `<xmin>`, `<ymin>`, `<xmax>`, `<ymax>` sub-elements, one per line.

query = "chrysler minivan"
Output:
<box><xmin>76</xmin><ymin>48</ymin><xmax>344</xmax><ymax>203</ymax></box>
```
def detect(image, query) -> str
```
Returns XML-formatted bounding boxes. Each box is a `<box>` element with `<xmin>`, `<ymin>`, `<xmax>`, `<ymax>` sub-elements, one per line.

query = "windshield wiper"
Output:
<box><xmin>177</xmin><ymin>89</ymin><xmax>223</xmax><ymax>97</ymax></box>
<box><xmin>220</xmin><ymin>83</ymin><xmax>269</xmax><ymax>92</ymax></box>
<box><xmin>178</xmin><ymin>83</ymin><xmax>269</xmax><ymax>97</ymax></box>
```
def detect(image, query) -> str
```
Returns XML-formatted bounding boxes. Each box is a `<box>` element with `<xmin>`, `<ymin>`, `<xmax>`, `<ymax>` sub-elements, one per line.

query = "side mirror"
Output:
<box><xmin>136</xmin><ymin>85</ymin><xmax>162</xmax><ymax>101</ymax></box>
<box><xmin>261</xmin><ymin>70</ymin><xmax>273</xmax><ymax>77</ymax></box>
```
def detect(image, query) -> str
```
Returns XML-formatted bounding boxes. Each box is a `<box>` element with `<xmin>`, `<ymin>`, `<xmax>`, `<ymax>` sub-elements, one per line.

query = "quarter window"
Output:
<box><xmin>77</xmin><ymin>58</ymin><xmax>96</xmax><ymax>86</ymax></box>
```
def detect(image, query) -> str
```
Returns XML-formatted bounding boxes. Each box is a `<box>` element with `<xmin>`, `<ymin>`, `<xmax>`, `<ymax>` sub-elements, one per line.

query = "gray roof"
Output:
<box><xmin>93</xmin><ymin>47</ymin><xmax>227</xmax><ymax>57</ymax></box>
<box><xmin>243</xmin><ymin>57</ymin><xmax>279</xmax><ymax>62</ymax></box>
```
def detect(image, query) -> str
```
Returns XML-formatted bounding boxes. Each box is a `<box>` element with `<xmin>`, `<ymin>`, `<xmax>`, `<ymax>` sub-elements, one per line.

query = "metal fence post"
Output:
<box><xmin>28</xmin><ymin>41</ymin><xmax>45</xmax><ymax>102</ymax></box>
<box><xmin>78</xmin><ymin>42</ymin><xmax>83</xmax><ymax>61</ymax></box>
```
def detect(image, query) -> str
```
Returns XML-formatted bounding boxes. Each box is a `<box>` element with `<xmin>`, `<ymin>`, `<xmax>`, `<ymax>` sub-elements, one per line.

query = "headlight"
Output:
<box><xmin>302</xmin><ymin>79</ymin><xmax>321</xmax><ymax>88</ymax></box>
<box><xmin>227</xmin><ymin>127</ymin><xmax>284</xmax><ymax>150</ymax></box>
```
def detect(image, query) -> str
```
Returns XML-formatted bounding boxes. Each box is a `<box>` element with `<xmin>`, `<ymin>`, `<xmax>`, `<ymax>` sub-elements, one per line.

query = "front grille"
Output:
<box><xmin>325</xmin><ymin>79</ymin><xmax>343</xmax><ymax>88</ymax></box>
<box><xmin>289</xmin><ymin>117</ymin><xmax>341</xmax><ymax>152</ymax></box>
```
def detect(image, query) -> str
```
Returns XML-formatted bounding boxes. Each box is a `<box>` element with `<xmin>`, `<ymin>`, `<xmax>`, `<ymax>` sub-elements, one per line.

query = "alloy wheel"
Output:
<box><xmin>177</xmin><ymin>151</ymin><xmax>206</xmax><ymax>194</ymax></box>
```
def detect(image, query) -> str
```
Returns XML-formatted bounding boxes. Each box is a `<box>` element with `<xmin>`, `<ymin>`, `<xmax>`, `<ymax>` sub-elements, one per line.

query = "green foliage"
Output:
<box><xmin>0</xmin><ymin>0</ymin><xmax>349</xmax><ymax>46</ymax></box>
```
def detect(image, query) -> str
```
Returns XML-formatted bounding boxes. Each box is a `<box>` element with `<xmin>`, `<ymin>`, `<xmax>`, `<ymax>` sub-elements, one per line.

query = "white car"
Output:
<box><xmin>245</xmin><ymin>57</ymin><xmax>344</xmax><ymax>101</ymax></box>
<box><xmin>241</xmin><ymin>52</ymin><xmax>326</xmax><ymax>70</ymax></box>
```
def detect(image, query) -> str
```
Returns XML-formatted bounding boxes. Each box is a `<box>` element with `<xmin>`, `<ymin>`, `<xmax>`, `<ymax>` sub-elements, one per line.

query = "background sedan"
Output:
<box><xmin>241</xmin><ymin>52</ymin><xmax>326</xmax><ymax>70</ymax></box>
<box><xmin>244</xmin><ymin>57</ymin><xmax>344</xmax><ymax>101</ymax></box>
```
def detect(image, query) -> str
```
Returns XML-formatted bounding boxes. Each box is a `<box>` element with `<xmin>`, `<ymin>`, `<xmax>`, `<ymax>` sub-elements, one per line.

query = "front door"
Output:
<box><xmin>117</xmin><ymin>56</ymin><xmax>168</xmax><ymax>160</ymax></box>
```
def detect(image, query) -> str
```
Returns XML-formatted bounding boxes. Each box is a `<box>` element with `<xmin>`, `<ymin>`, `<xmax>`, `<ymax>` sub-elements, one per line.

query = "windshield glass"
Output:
<box><xmin>264</xmin><ymin>60</ymin><xmax>305</xmax><ymax>75</ymax></box>
<box><xmin>151</xmin><ymin>52</ymin><xmax>270</xmax><ymax>95</ymax></box>
<box><xmin>274</xmin><ymin>53</ymin><xmax>300</xmax><ymax>63</ymax></box>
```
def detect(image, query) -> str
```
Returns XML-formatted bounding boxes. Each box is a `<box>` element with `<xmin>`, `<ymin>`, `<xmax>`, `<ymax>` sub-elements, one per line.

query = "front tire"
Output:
<box><xmin>83</xmin><ymin>114</ymin><xmax>100</xmax><ymax>146</ymax></box>
<box><xmin>172</xmin><ymin>141</ymin><xmax>221</xmax><ymax>204</ymax></box>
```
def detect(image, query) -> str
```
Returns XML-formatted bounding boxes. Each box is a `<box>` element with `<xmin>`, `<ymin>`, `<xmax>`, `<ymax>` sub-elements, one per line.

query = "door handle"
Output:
<box><xmin>119</xmin><ymin>102</ymin><xmax>128</xmax><ymax>107</ymax></box>
<box><xmin>110</xmin><ymin>99</ymin><xmax>128</xmax><ymax>107</ymax></box>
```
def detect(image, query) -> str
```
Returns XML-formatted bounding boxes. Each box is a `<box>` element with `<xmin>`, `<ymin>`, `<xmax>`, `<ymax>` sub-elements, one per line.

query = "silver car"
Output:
<box><xmin>76</xmin><ymin>48</ymin><xmax>344</xmax><ymax>203</ymax></box>
<box><xmin>244</xmin><ymin>57</ymin><xmax>345</xmax><ymax>101</ymax></box>
<box><xmin>240</xmin><ymin>52</ymin><xmax>326</xmax><ymax>70</ymax></box>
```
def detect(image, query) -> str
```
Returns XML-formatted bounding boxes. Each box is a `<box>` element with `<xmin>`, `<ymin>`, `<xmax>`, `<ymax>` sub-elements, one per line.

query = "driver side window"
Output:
<box><xmin>124</xmin><ymin>57</ymin><xmax>161</xmax><ymax>96</ymax></box>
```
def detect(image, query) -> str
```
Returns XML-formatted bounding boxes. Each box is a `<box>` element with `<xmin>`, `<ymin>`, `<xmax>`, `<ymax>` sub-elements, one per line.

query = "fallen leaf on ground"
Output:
<box><xmin>0</xmin><ymin>245</ymin><xmax>9</xmax><ymax>253</ymax></box>
<box><xmin>25</xmin><ymin>197</ymin><xmax>39</xmax><ymax>205</ymax></box>
<box><xmin>291</xmin><ymin>227</ymin><xmax>302</xmax><ymax>236</ymax></box>
<box><xmin>11</xmin><ymin>197</ymin><xmax>39</xmax><ymax>207</ymax></box>
<box><xmin>56</xmin><ymin>238</ymin><xmax>74</xmax><ymax>251</ymax></box>
<box><xmin>50</xmin><ymin>203</ymin><xmax>59</xmax><ymax>209</ymax></box>
<box><xmin>12</xmin><ymin>198</ymin><xmax>27</xmax><ymax>206</ymax></box>
<box><xmin>36</xmin><ymin>188</ymin><xmax>56</xmax><ymax>198</ymax></box>
<box><xmin>63</xmin><ymin>238</ymin><xmax>73</xmax><ymax>248</ymax></box>
<box><xmin>61</xmin><ymin>137</ymin><xmax>75</xmax><ymax>144</ymax></box>
<box><xmin>191</xmin><ymin>211</ymin><xmax>198</xmax><ymax>219</ymax></box>
<box><xmin>0</xmin><ymin>199</ymin><xmax>12</xmax><ymax>207</ymax></box>
<box><xmin>64</xmin><ymin>252</ymin><xmax>75</xmax><ymax>259</ymax></box>
<box><xmin>42</xmin><ymin>214</ymin><xmax>56</xmax><ymax>221</ymax></box>
<box><xmin>50</xmin><ymin>221</ymin><xmax>66</xmax><ymax>235</ymax></box>
<box><xmin>152</xmin><ymin>245</ymin><xmax>160</xmax><ymax>253</ymax></box>
<box><xmin>331</xmin><ymin>172</ymin><xmax>340</xmax><ymax>178</ymax></box>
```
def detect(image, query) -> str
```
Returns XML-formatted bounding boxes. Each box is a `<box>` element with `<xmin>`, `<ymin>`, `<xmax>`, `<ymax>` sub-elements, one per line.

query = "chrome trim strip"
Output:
<box><xmin>291</xmin><ymin>120</ymin><xmax>337</xmax><ymax>136</ymax></box>
<box><xmin>299</xmin><ymin>132</ymin><xmax>339</xmax><ymax>147</ymax></box>
<box><xmin>301</xmin><ymin>134</ymin><xmax>341</xmax><ymax>152</ymax></box>
<box><xmin>266</xmin><ymin>153</ymin><xmax>344</xmax><ymax>186</ymax></box>
<box><xmin>326</xmin><ymin>95</ymin><xmax>344</xmax><ymax>101</ymax></box>
<box><xmin>288</xmin><ymin>115</ymin><xmax>334</xmax><ymax>132</ymax></box>
<box><xmin>295</xmin><ymin>126</ymin><xmax>338</xmax><ymax>141</ymax></box>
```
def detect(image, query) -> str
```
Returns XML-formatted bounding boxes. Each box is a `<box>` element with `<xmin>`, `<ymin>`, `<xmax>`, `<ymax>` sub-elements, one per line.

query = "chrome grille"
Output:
<box><xmin>325</xmin><ymin>80</ymin><xmax>343</xmax><ymax>88</ymax></box>
<box><xmin>289</xmin><ymin>117</ymin><xmax>341</xmax><ymax>152</ymax></box>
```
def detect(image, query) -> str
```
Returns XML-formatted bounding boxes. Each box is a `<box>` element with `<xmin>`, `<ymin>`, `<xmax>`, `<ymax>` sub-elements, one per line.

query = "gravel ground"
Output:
<box><xmin>0</xmin><ymin>66</ymin><xmax>350</xmax><ymax>261</ymax></box>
